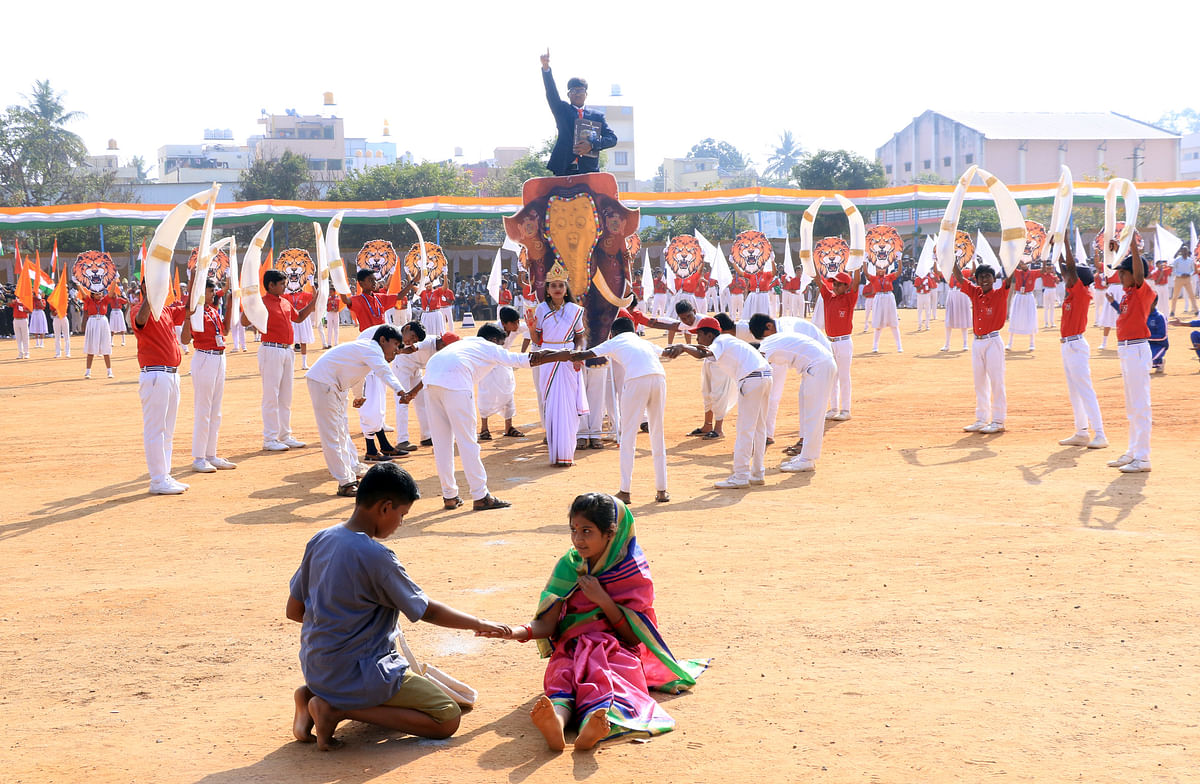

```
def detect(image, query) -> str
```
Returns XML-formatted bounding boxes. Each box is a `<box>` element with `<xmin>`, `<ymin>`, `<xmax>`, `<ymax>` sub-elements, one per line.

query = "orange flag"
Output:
<box><xmin>14</xmin><ymin>251</ymin><xmax>34</xmax><ymax>311</ymax></box>
<box><xmin>261</xmin><ymin>248</ymin><xmax>274</xmax><ymax>289</ymax></box>
<box><xmin>50</xmin><ymin>238</ymin><xmax>59</xmax><ymax>277</ymax></box>
<box><xmin>168</xmin><ymin>266</ymin><xmax>180</xmax><ymax>306</ymax></box>
<box><xmin>49</xmin><ymin>269</ymin><xmax>68</xmax><ymax>316</ymax></box>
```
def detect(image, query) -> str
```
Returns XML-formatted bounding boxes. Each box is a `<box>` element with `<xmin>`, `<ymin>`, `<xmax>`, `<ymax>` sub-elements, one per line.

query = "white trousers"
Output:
<box><xmin>306</xmin><ymin>378</ymin><xmax>357</xmax><ymax>485</ymax></box>
<box><xmin>578</xmin><ymin>363</ymin><xmax>613</xmax><ymax>438</ymax></box>
<box><xmin>1117</xmin><ymin>342</ymin><xmax>1152</xmax><ymax>461</ymax></box>
<box><xmin>732</xmin><ymin>375</ymin><xmax>771</xmax><ymax>483</ymax></box>
<box><xmin>652</xmin><ymin>293</ymin><xmax>668</xmax><ymax>317</ymax></box>
<box><xmin>394</xmin><ymin>365</ymin><xmax>430</xmax><ymax>442</ymax></box>
<box><xmin>828</xmin><ymin>338</ymin><xmax>853</xmax><ymax>413</ymax></box>
<box><xmin>729</xmin><ymin>293</ymin><xmax>744</xmax><ymax>320</ymax></box>
<box><xmin>358</xmin><ymin>374</ymin><xmax>387</xmax><ymax>437</ymax></box>
<box><xmin>618</xmin><ymin>374</ymin><xmax>668</xmax><ymax>493</ymax></box>
<box><xmin>701</xmin><ymin>360</ymin><xmax>735</xmax><ymax>419</ymax></box>
<box><xmin>53</xmin><ymin>316</ymin><xmax>71</xmax><ymax>355</ymax></box>
<box><xmin>1042</xmin><ymin>288</ymin><xmax>1059</xmax><ymax>326</ymax></box>
<box><xmin>916</xmin><ymin>292</ymin><xmax>937</xmax><ymax>328</ymax></box>
<box><xmin>13</xmin><ymin>319</ymin><xmax>29</xmax><ymax>356</ymax></box>
<box><xmin>971</xmin><ymin>334</ymin><xmax>1006</xmax><ymax>423</ymax></box>
<box><xmin>230</xmin><ymin>322</ymin><xmax>247</xmax><ymax>351</ymax></box>
<box><xmin>426</xmin><ymin>385</ymin><xmax>489</xmax><ymax>501</ymax></box>
<box><xmin>139</xmin><ymin>370</ymin><xmax>180</xmax><ymax>484</ymax></box>
<box><xmin>766</xmin><ymin>362</ymin><xmax>788</xmax><ymax>439</ymax></box>
<box><xmin>324</xmin><ymin>316</ymin><xmax>340</xmax><ymax>347</ymax></box>
<box><xmin>798</xmin><ymin>359</ymin><xmax>837</xmax><ymax>462</ymax></box>
<box><xmin>190</xmin><ymin>352</ymin><xmax>226</xmax><ymax>459</ymax></box>
<box><xmin>1060</xmin><ymin>338</ymin><xmax>1104</xmax><ymax>437</ymax></box>
<box><xmin>258</xmin><ymin>345</ymin><xmax>294</xmax><ymax>442</ymax></box>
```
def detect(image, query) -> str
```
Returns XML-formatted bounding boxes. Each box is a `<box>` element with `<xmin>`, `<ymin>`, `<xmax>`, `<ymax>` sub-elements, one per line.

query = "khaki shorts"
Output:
<box><xmin>382</xmin><ymin>670</ymin><xmax>462</xmax><ymax>723</ymax></box>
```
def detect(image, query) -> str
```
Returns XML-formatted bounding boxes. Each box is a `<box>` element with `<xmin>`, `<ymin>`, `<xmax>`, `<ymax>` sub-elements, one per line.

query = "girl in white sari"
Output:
<box><xmin>534</xmin><ymin>277</ymin><xmax>588</xmax><ymax>466</ymax></box>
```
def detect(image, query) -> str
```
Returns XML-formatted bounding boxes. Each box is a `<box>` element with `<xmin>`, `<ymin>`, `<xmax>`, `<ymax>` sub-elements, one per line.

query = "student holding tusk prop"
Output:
<box><xmin>952</xmin><ymin>256</ymin><xmax>1017</xmax><ymax>435</ymax></box>
<box><xmin>1106</xmin><ymin>240</ymin><xmax>1155</xmax><ymax>473</ymax></box>
<box><xmin>1055</xmin><ymin>241</ymin><xmax>1107</xmax><ymax>450</ymax></box>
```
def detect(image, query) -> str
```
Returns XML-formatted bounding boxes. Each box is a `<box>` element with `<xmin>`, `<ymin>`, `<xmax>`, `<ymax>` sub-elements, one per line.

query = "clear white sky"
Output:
<box><xmin>3</xmin><ymin>0</ymin><xmax>1189</xmax><ymax>183</ymax></box>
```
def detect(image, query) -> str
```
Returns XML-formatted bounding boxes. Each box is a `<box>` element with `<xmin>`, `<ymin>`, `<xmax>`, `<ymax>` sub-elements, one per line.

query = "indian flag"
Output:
<box><xmin>31</xmin><ymin>252</ymin><xmax>53</xmax><ymax>296</ymax></box>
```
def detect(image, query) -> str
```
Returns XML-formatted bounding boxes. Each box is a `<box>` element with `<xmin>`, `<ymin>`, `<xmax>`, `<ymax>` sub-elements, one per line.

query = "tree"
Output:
<box><xmin>639</xmin><ymin>209</ymin><xmax>753</xmax><ymax>245</ymax></box>
<box><xmin>326</xmin><ymin>160</ymin><xmax>483</xmax><ymax>248</ymax></box>
<box><xmin>479</xmin><ymin>146</ymin><xmax>553</xmax><ymax>197</ymax></box>
<box><xmin>235</xmin><ymin>150</ymin><xmax>315</xmax><ymax>201</ymax></box>
<box><xmin>688</xmin><ymin>138</ymin><xmax>752</xmax><ymax>175</ymax></box>
<box><xmin>789</xmin><ymin>149</ymin><xmax>887</xmax><ymax>237</ymax></box>
<box><xmin>763</xmin><ymin>131</ymin><xmax>804</xmax><ymax>184</ymax></box>
<box><xmin>129</xmin><ymin>155</ymin><xmax>150</xmax><ymax>184</ymax></box>
<box><xmin>1153</xmin><ymin>108</ymin><xmax>1200</xmax><ymax>135</ymax></box>
<box><xmin>0</xmin><ymin>80</ymin><xmax>90</xmax><ymax>208</ymax></box>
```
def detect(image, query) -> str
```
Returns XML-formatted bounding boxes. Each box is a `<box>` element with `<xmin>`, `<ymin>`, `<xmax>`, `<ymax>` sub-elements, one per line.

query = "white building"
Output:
<box><xmin>594</xmin><ymin>85</ymin><xmax>635</xmax><ymax>192</ymax></box>
<box><xmin>1181</xmin><ymin>132</ymin><xmax>1200</xmax><ymax>178</ymax></box>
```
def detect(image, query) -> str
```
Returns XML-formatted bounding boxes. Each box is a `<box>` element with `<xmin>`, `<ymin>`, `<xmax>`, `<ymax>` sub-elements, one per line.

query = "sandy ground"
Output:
<box><xmin>2</xmin><ymin>313</ymin><xmax>1198</xmax><ymax>784</ymax></box>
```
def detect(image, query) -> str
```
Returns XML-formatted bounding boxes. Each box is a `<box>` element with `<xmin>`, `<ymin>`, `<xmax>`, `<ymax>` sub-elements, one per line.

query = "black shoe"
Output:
<box><xmin>420</xmin><ymin>438</ymin><xmax>433</xmax><ymax>447</ymax></box>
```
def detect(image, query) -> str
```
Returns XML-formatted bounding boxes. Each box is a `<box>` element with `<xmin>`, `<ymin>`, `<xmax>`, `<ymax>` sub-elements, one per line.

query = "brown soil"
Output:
<box><xmin>3</xmin><ymin>318</ymin><xmax>1196</xmax><ymax>783</ymax></box>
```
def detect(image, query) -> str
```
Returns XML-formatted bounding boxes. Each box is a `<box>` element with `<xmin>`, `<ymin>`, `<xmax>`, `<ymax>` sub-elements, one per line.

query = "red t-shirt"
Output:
<box><xmin>134</xmin><ymin>305</ymin><xmax>184</xmax><ymax>368</ymax></box>
<box><xmin>914</xmin><ymin>274</ymin><xmax>936</xmax><ymax>294</ymax></box>
<box><xmin>522</xmin><ymin>283</ymin><xmax>534</xmax><ymax>299</ymax></box>
<box><xmin>1060</xmin><ymin>279</ymin><xmax>1090</xmax><ymax>338</ymax></box>
<box><xmin>694</xmin><ymin>276</ymin><xmax>709</xmax><ymax>298</ymax></box>
<box><xmin>419</xmin><ymin>288</ymin><xmax>454</xmax><ymax>310</ymax></box>
<box><xmin>1115</xmin><ymin>282</ymin><xmax>1156</xmax><ymax>342</ymax></box>
<box><xmin>1150</xmin><ymin>266</ymin><xmax>1171</xmax><ymax>285</ymax></box>
<box><xmin>783</xmin><ymin>274</ymin><xmax>804</xmax><ymax>292</ymax></box>
<box><xmin>348</xmin><ymin>292</ymin><xmax>396</xmax><ymax>328</ymax></box>
<box><xmin>1015</xmin><ymin>269</ymin><xmax>1037</xmax><ymax>294</ymax></box>
<box><xmin>728</xmin><ymin>277</ymin><xmax>746</xmax><ymax>295</ymax></box>
<box><xmin>617</xmin><ymin>306</ymin><xmax>650</xmax><ymax>328</ymax></box>
<box><xmin>284</xmin><ymin>291</ymin><xmax>313</xmax><ymax>314</ymax></box>
<box><xmin>652</xmin><ymin>279</ymin><xmax>667</xmax><ymax>294</ymax></box>
<box><xmin>326</xmin><ymin>294</ymin><xmax>340</xmax><ymax>312</ymax></box>
<box><xmin>753</xmin><ymin>272</ymin><xmax>775</xmax><ymax>292</ymax></box>
<box><xmin>1040</xmin><ymin>268</ymin><xmax>1060</xmax><ymax>287</ymax></box>
<box><xmin>262</xmin><ymin>294</ymin><xmax>297</xmax><ymax>344</ymax></box>
<box><xmin>818</xmin><ymin>280</ymin><xmax>858</xmax><ymax>337</ymax></box>
<box><xmin>679</xmin><ymin>271</ymin><xmax>702</xmax><ymax>294</ymax></box>
<box><xmin>499</xmin><ymin>288</ymin><xmax>513</xmax><ymax>305</ymax></box>
<box><xmin>84</xmin><ymin>295</ymin><xmax>112</xmax><ymax>317</ymax></box>
<box><xmin>11</xmin><ymin>301</ymin><xmax>31</xmax><ymax>319</ymax></box>
<box><xmin>191</xmin><ymin>304</ymin><xmax>227</xmax><ymax>352</ymax></box>
<box><xmin>873</xmin><ymin>272</ymin><xmax>897</xmax><ymax>293</ymax></box>
<box><xmin>960</xmin><ymin>280</ymin><xmax>1008</xmax><ymax>335</ymax></box>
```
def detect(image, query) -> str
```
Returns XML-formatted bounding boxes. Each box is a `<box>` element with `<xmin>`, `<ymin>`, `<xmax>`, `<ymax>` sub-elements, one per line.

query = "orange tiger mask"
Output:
<box><xmin>356</xmin><ymin>239</ymin><xmax>399</xmax><ymax>284</ymax></box>
<box><xmin>187</xmin><ymin>247</ymin><xmax>231</xmax><ymax>286</ymax></box>
<box><xmin>865</xmin><ymin>225</ymin><xmax>903</xmax><ymax>270</ymax></box>
<box><xmin>72</xmin><ymin>250</ymin><xmax>118</xmax><ymax>294</ymax></box>
<box><xmin>813</xmin><ymin>237</ymin><xmax>850</xmax><ymax>277</ymax></box>
<box><xmin>662</xmin><ymin>236</ymin><xmax>704</xmax><ymax>279</ymax></box>
<box><xmin>277</xmin><ymin>248</ymin><xmax>315</xmax><ymax>295</ymax></box>
<box><xmin>403</xmin><ymin>241</ymin><xmax>449</xmax><ymax>288</ymax></box>
<box><xmin>729</xmin><ymin>230</ymin><xmax>774</xmax><ymax>277</ymax></box>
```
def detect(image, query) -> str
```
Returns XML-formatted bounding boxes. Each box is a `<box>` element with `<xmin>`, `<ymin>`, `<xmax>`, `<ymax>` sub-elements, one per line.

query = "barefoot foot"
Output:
<box><xmin>308</xmin><ymin>695</ymin><xmax>345</xmax><ymax>751</ymax></box>
<box><xmin>574</xmin><ymin>709</ymin><xmax>610</xmax><ymax>750</ymax></box>
<box><xmin>531</xmin><ymin>695</ymin><xmax>566</xmax><ymax>751</ymax></box>
<box><xmin>293</xmin><ymin>686</ymin><xmax>315</xmax><ymax>743</ymax></box>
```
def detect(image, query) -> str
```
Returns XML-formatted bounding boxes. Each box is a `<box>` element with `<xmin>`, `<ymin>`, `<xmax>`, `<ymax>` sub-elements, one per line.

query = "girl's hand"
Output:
<box><xmin>473</xmin><ymin>620</ymin><xmax>512</xmax><ymax>638</ymax></box>
<box><xmin>576</xmin><ymin>574</ymin><xmax>609</xmax><ymax>604</ymax></box>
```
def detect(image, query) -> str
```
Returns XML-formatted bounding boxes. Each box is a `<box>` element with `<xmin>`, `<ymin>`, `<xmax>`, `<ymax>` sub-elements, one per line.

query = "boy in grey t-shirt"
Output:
<box><xmin>288</xmin><ymin>462</ymin><xmax>509</xmax><ymax>750</ymax></box>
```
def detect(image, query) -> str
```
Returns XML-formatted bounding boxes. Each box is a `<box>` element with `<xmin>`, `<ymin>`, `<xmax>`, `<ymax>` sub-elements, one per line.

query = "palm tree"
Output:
<box><xmin>764</xmin><ymin>131</ymin><xmax>804</xmax><ymax>183</ymax></box>
<box><xmin>2</xmin><ymin>80</ymin><xmax>89</xmax><ymax>205</ymax></box>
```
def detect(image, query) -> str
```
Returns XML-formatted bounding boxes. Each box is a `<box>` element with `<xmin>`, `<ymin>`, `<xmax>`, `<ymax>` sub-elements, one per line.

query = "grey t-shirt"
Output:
<box><xmin>289</xmin><ymin>525</ymin><xmax>429</xmax><ymax>710</ymax></box>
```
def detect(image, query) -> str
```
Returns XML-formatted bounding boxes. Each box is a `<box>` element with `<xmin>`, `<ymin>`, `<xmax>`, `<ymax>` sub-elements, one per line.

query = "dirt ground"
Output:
<box><xmin>2</xmin><ymin>313</ymin><xmax>1197</xmax><ymax>784</ymax></box>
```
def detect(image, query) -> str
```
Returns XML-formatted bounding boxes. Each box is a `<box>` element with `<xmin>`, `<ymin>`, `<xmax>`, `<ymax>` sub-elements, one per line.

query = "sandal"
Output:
<box><xmin>336</xmin><ymin>482</ymin><xmax>359</xmax><ymax>497</ymax></box>
<box><xmin>504</xmin><ymin>427</ymin><xmax>525</xmax><ymax>438</ymax></box>
<box><xmin>362</xmin><ymin>452</ymin><xmax>391</xmax><ymax>462</ymax></box>
<box><xmin>443</xmin><ymin>496</ymin><xmax>464</xmax><ymax>510</ymax></box>
<box><xmin>473</xmin><ymin>494</ymin><xmax>512</xmax><ymax>511</ymax></box>
<box><xmin>765</xmin><ymin>437</ymin><xmax>775</xmax><ymax>446</ymax></box>
<box><xmin>640</xmin><ymin>422</ymin><xmax>649</xmax><ymax>433</ymax></box>
<box><xmin>655</xmin><ymin>491</ymin><xmax>670</xmax><ymax>503</ymax></box>
<box><xmin>702</xmin><ymin>431</ymin><xmax>722</xmax><ymax>440</ymax></box>
<box><xmin>478</xmin><ymin>431</ymin><xmax>493</xmax><ymax>441</ymax></box>
<box><xmin>379</xmin><ymin>447</ymin><xmax>408</xmax><ymax>458</ymax></box>
<box><xmin>687</xmin><ymin>427</ymin><xmax>707</xmax><ymax>437</ymax></box>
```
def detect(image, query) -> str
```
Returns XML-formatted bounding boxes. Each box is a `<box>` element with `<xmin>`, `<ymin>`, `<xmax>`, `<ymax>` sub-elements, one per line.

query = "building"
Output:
<box><xmin>344</xmin><ymin>135</ymin><xmax>399</xmax><ymax>174</ymax></box>
<box><xmin>158</xmin><ymin>129</ymin><xmax>251</xmax><ymax>184</ymax></box>
<box><xmin>876</xmin><ymin>111</ymin><xmax>1181</xmax><ymax>186</ymax></box>
<box><xmin>594</xmin><ymin>85</ymin><xmax>635</xmax><ymax>192</ymax></box>
<box><xmin>1181</xmin><ymin>132</ymin><xmax>1200</xmax><ymax>178</ymax></box>
<box><xmin>255</xmin><ymin>105</ymin><xmax>346</xmax><ymax>181</ymax></box>
<box><xmin>659</xmin><ymin>156</ymin><xmax>720</xmax><ymax>192</ymax></box>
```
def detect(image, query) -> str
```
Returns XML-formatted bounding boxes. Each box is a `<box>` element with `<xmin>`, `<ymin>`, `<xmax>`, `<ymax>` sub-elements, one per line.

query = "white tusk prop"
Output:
<box><xmin>324</xmin><ymin>211</ymin><xmax>351</xmax><ymax>295</ymax></box>
<box><xmin>313</xmin><ymin>223</ymin><xmax>329</xmax><ymax>317</ymax></box>
<box><xmin>189</xmin><ymin>182</ymin><xmax>221</xmax><ymax>324</ymax></box>
<box><xmin>190</xmin><ymin>234</ymin><xmax>232</xmax><ymax>331</ymax></box>
<box><xmin>798</xmin><ymin>197</ymin><xmax>825</xmax><ymax>279</ymax></box>
<box><xmin>834</xmin><ymin>194</ymin><xmax>866</xmax><ymax>272</ymax></box>
<box><xmin>935</xmin><ymin>165</ymin><xmax>978</xmax><ymax>279</ymax></box>
<box><xmin>405</xmin><ymin>218</ymin><xmax>430</xmax><ymax>288</ymax></box>
<box><xmin>975</xmin><ymin>169</ymin><xmax>1026</xmax><ymax>278</ymax></box>
<box><xmin>1104</xmin><ymin>178</ymin><xmax>1139</xmax><ymax>272</ymax></box>
<box><xmin>226</xmin><ymin>237</ymin><xmax>241</xmax><ymax>330</ymax></box>
<box><xmin>1043</xmin><ymin>165</ymin><xmax>1073</xmax><ymax>270</ymax></box>
<box><xmin>239</xmin><ymin>220</ymin><xmax>273</xmax><ymax>332</ymax></box>
<box><xmin>144</xmin><ymin>185</ymin><xmax>215</xmax><ymax>319</ymax></box>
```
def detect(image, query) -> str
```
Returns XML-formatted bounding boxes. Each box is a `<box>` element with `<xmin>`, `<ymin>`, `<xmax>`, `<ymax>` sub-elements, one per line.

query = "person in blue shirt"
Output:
<box><xmin>287</xmin><ymin>463</ymin><xmax>509</xmax><ymax>750</ymax></box>
<box><xmin>1147</xmin><ymin>298</ymin><xmax>1167</xmax><ymax>373</ymax></box>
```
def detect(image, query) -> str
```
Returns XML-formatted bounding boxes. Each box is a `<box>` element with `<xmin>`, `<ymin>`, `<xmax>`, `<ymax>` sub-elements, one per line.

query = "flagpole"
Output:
<box><xmin>99</xmin><ymin>224</ymin><xmax>106</xmax><ymax>254</ymax></box>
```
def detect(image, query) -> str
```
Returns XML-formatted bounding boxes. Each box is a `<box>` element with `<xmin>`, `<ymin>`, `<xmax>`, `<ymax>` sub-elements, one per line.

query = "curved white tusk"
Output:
<box><xmin>976</xmin><ymin>169</ymin><xmax>1026</xmax><ymax>278</ymax></box>
<box><xmin>405</xmin><ymin>218</ymin><xmax>430</xmax><ymax>287</ymax></box>
<box><xmin>1104</xmin><ymin>178</ymin><xmax>1139</xmax><ymax>271</ymax></box>
<box><xmin>190</xmin><ymin>234</ymin><xmax>232</xmax><ymax>331</ymax></box>
<box><xmin>1044</xmin><ymin>165</ymin><xmax>1073</xmax><ymax>269</ymax></box>
<box><xmin>189</xmin><ymin>182</ymin><xmax>221</xmax><ymax>323</ymax></box>
<box><xmin>798</xmin><ymin>197</ymin><xmax>825</xmax><ymax>279</ymax></box>
<box><xmin>313</xmin><ymin>223</ymin><xmax>329</xmax><ymax>317</ymax></box>
<box><xmin>326</xmin><ymin>211</ymin><xmax>350</xmax><ymax>295</ymax></box>
<box><xmin>144</xmin><ymin>185</ymin><xmax>215</xmax><ymax>320</ymax></box>
<box><xmin>226</xmin><ymin>237</ymin><xmax>241</xmax><ymax>330</ymax></box>
<box><xmin>935</xmin><ymin>165</ymin><xmax>978</xmax><ymax>279</ymax></box>
<box><xmin>591</xmin><ymin>269</ymin><xmax>634</xmax><ymax>308</ymax></box>
<box><xmin>834</xmin><ymin>194</ymin><xmax>866</xmax><ymax>272</ymax></box>
<box><xmin>239</xmin><ymin>220</ymin><xmax>273</xmax><ymax>332</ymax></box>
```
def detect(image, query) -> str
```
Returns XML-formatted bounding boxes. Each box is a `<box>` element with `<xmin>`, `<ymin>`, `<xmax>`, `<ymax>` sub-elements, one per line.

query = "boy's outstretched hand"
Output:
<box><xmin>474</xmin><ymin>620</ymin><xmax>511</xmax><ymax>638</ymax></box>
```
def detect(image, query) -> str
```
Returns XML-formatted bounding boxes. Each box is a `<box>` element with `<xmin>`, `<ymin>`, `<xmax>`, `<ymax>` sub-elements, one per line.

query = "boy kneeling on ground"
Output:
<box><xmin>287</xmin><ymin>462</ymin><xmax>509</xmax><ymax>750</ymax></box>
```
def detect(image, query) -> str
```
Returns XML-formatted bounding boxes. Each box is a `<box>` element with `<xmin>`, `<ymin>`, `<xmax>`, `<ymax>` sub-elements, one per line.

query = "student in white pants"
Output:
<box><xmin>954</xmin><ymin>261</ymin><xmax>1016</xmax><ymax>434</ymax></box>
<box><xmin>305</xmin><ymin>326</ymin><xmax>409</xmax><ymax>495</ymax></box>
<box><xmin>230</xmin><ymin>320</ymin><xmax>248</xmax><ymax>352</ymax></box>
<box><xmin>477</xmin><ymin>307</ymin><xmax>525</xmax><ymax>439</ymax></box>
<box><xmin>571</xmin><ymin>316</ymin><xmax>670</xmax><ymax>503</ymax></box>
<box><xmin>416</xmin><ymin>324</ymin><xmax>554</xmax><ymax>510</ymax></box>
<box><xmin>251</xmin><ymin>270</ymin><xmax>319</xmax><ymax>451</ymax></box>
<box><xmin>665</xmin><ymin>318</ymin><xmax>772</xmax><ymax>489</ymax></box>
<box><xmin>753</xmin><ymin>317</ymin><xmax>837</xmax><ymax>472</ymax></box>
<box><xmin>1054</xmin><ymin>251</ymin><xmax>1107</xmax><ymax>449</ymax></box>
<box><xmin>323</xmin><ymin>302</ymin><xmax>341</xmax><ymax>348</ymax></box>
<box><xmin>131</xmin><ymin>279</ymin><xmax>187</xmax><ymax>495</ymax></box>
<box><xmin>51</xmin><ymin>303</ymin><xmax>71</xmax><ymax>357</ymax></box>
<box><xmin>11</xmin><ymin>305</ymin><xmax>31</xmax><ymax>358</ymax></box>
<box><xmin>818</xmin><ymin>270</ymin><xmax>860</xmax><ymax>420</ymax></box>
<box><xmin>391</xmin><ymin>321</ymin><xmax>439</xmax><ymax>448</ymax></box>
<box><xmin>577</xmin><ymin>361</ymin><xmax>615</xmax><ymax>449</ymax></box>
<box><xmin>1107</xmin><ymin>249</ymin><xmax>1155</xmax><ymax>473</ymax></box>
<box><xmin>1040</xmin><ymin>266</ymin><xmax>1061</xmax><ymax>328</ymax></box>
<box><xmin>181</xmin><ymin>279</ymin><xmax>238</xmax><ymax>473</ymax></box>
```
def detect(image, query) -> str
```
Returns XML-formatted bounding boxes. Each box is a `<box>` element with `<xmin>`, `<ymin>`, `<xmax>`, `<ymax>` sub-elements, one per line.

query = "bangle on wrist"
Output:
<box><xmin>518</xmin><ymin>623</ymin><xmax>533</xmax><ymax>642</ymax></box>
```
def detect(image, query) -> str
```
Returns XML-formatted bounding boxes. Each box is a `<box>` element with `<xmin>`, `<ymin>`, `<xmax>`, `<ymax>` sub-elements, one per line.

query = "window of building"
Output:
<box><xmin>308</xmin><ymin>159</ymin><xmax>325</xmax><ymax>170</ymax></box>
<box><xmin>323</xmin><ymin>126</ymin><xmax>334</xmax><ymax>139</ymax></box>
<box><xmin>618</xmin><ymin>181</ymin><xmax>629</xmax><ymax>192</ymax></box>
<box><xmin>923</xmin><ymin>159</ymin><xmax>931</xmax><ymax>169</ymax></box>
<box><xmin>697</xmin><ymin>163</ymin><xmax>705</xmax><ymax>171</ymax></box>
<box><xmin>886</xmin><ymin>164</ymin><xmax>893</xmax><ymax>174</ymax></box>
<box><xmin>943</xmin><ymin>156</ymin><xmax>951</xmax><ymax>167</ymax></box>
<box><xmin>904</xmin><ymin>162</ymin><xmax>912</xmax><ymax>172</ymax></box>
<box><xmin>964</xmin><ymin>153</ymin><xmax>974</xmax><ymax>164</ymax></box>
<box><xmin>614</xmin><ymin>151</ymin><xmax>628</xmax><ymax>166</ymax></box>
<box><xmin>327</xmin><ymin>158</ymin><xmax>342</xmax><ymax>171</ymax></box>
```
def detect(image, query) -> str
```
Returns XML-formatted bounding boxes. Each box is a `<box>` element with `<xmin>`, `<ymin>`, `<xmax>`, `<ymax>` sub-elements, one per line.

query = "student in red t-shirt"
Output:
<box><xmin>1040</xmin><ymin>262</ymin><xmax>1062</xmax><ymax>329</ymax></box>
<box><xmin>323</xmin><ymin>292</ymin><xmax>341</xmax><ymax>349</ymax></box>
<box><xmin>133</xmin><ymin>277</ymin><xmax>188</xmax><ymax>495</ymax></box>
<box><xmin>249</xmin><ymin>269</ymin><xmax>318</xmax><ymax>452</ymax></box>
<box><xmin>1055</xmin><ymin>242</ymin><xmax>1107</xmax><ymax>450</ymax></box>
<box><xmin>914</xmin><ymin>271</ymin><xmax>938</xmax><ymax>331</ymax></box>
<box><xmin>952</xmin><ymin>256</ymin><xmax>1017</xmax><ymax>434</ymax></box>
<box><xmin>83</xmin><ymin>290</ymin><xmax>115</xmax><ymax>378</ymax></box>
<box><xmin>182</xmin><ymin>275</ymin><xmax>237</xmax><ymax>474</ymax></box>
<box><xmin>418</xmin><ymin>281</ymin><xmax>455</xmax><ymax>337</ymax></box>
<box><xmin>818</xmin><ymin>268</ymin><xmax>861</xmax><ymax>420</ymax></box>
<box><xmin>868</xmin><ymin>266</ymin><xmax>902</xmax><ymax>353</ymax></box>
<box><xmin>1106</xmin><ymin>241</ymin><xmax>1154</xmax><ymax>473</ymax></box>
<box><xmin>8</xmin><ymin>294</ymin><xmax>32</xmax><ymax>359</ymax></box>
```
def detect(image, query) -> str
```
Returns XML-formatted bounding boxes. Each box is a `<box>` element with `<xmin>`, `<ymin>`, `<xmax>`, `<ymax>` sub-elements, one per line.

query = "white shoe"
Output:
<box><xmin>833</xmin><ymin>411</ymin><xmax>851</xmax><ymax>421</ymax></box>
<box><xmin>979</xmin><ymin>422</ymin><xmax>1005</xmax><ymax>434</ymax></box>
<box><xmin>872</xmin><ymin>347</ymin><xmax>879</xmax><ymax>353</ymax></box>
<box><xmin>1119</xmin><ymin>459</ymin><xmax>1151</xmax><ymax>473</ymax></box>
<box><xmin>780</xmin><ymin>458</ymin><xmax>816</xmax><ymax>472</ymax></box>
<box><xmin>54</xmin><ymin>352</ymin><xmax>61</xmax><ymax>358</ymax></box>
<box><xmin>149</xmin><ymin>480</ymin><xmax>185</xmax><ymax>495</ymax></box>
<box><xmin>1106</xmin><ymin>453</ymin><xmax>1133</xmax><ymax>468</ymax></box>
<box><xmin>1058</xmin><ymin>434</ymin><xmax>1090</xmax><ymax>446</ymax></box>
<box><xmin>381</xmin><ymin>424</ymin><xmax>395</xmax><ymax>432</ymax></box>
<box><xmin>168</xmin><ymin>478</ymin><xmax>190</xmax><ymax>490</ymax></box>
<box><xmin>714</xmin><ymin>477</ymin><xmax>750</xmax><ymax>489</ymax></box>
<box><xmin>106</xmin><ymin>369</ymin><xmax>113</xmax><ymax>378</ymax></box>
<box><xmin>896</xmin><ymin>347</ymin><xmax>903</xmax><ymax>353</ymax></box>
<box><xmin>825</xmin><ymin>410</ymin><xmax>838</xmax><ymax>420</ymax></box>
<box><xmin>83</xmin><ymin>370</ymin><xmax>91</xmax><ymax>379</ymax></box>
<box><xmin>1086</xmin><ymin>436</ymin><xmax>1109</xmax><ymax>449</ymax></box>
<box><xmin>354</xmin><ymin>462</ymin><xmax>370</xmax><ymax>477</ymax></box>
<box><xmin>191</xmin><ymin>458</ymin><xmax>217</xmax><ymax>473</ymax></box>
<box><xmin>282</xmin><ymin>437</ymin><xmax>307</xmax><ymax>449</ymax></box>
<box><xmin>940</xmin><ymin>345</ymin><xmax>949</xmax><ymax>352</ymax></box>
<box><xmin>207</xmin><ymin>456</ymin><xmax>237</xmax><ymax>470</ymax></box>
<box><xmin>963</xmin><ymin>421</ymin><xmax>987</xmax><ymax>432</ymax></box>
<box><xmin>264</xmin><ymin>441</ymin><xmax>289</xmax><ymax>452</ymax></box>
<box><xmin>748</xmin><ymin>477</ymin><xmax>766</xmax><ymax>486</ymax></box>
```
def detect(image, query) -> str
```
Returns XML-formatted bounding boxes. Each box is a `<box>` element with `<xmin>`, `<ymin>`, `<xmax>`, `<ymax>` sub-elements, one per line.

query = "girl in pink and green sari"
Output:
<box><xmin>491</xmin><ymin>493</ymin><xmax>708</xmax><ymax>750</ymax></box>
